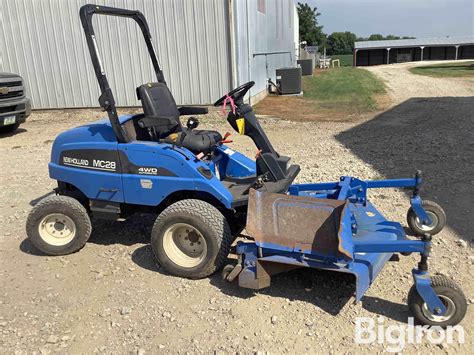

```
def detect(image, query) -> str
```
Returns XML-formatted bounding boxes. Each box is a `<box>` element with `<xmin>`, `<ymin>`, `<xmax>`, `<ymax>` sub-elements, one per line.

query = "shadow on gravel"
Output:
<box><xmin>336</xmin><ymin>97</ymin><xmax>474</xmax><ymax>241</ymax></box>
<box><xmin>132</xmin><ymin>244</ymin><xmax>160</xmax><ymax>272</ymax></box>
<box><xmin>362</xmin><ymin>296</ymin><xmax>410</xmax><ymax>323</ymax></box>
<box><xmin>19</xmin><ymin>238</ymin><xmax>47</xmax><ymax>256</ymax></box>
<box><xmin>0</xmin><ymin>127</ymin><xmax>27</xmax><ymax>138</ymax></box>
<box><xmin>87</xmin><ymin>214</ymin><xmax>155</xmax><ymax>246</ymax></box>
<box><xmin>210</xmin><ymin>263</ymin><xmax>355</xmax><ymax>316</ymax></box>
<box><xmin>19</xmin><ymin>214</ymin><xmax>156</xmax><ymax>256</ymax></box>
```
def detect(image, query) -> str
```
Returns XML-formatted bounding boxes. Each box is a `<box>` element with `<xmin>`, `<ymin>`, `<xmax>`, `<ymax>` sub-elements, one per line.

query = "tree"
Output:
<box><xmin>297</xmin><ymin>3</ymin><xmax>326</xmax><ymax>47</ymax></box>
<box><xmin>327</xmin><ymin>31</ymin><xmax>357</xmax><ymax>55</ymax></box>
<box><xmin>368</xmin><ymin>34</ymin><xmax>384</xmax><ymax>41</ymax></box>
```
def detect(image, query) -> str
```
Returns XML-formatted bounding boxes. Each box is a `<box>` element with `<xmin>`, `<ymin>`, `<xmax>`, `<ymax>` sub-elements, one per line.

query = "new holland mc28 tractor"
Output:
<box><xmin>26</xmin><ymin>5</ymin><xmax>466</xmax><ymax>327</ymax></box>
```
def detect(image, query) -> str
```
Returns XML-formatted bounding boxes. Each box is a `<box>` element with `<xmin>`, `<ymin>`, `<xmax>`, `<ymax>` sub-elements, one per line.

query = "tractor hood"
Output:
<box><xmin>50</xmin><ymin>116</ymin><xmax>134</xmax><ymax>163</ymax></box>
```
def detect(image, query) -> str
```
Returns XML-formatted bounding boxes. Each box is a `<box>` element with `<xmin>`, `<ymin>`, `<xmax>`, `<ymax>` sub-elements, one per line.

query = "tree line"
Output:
<box><xmin>297</xmin><ymin>3</ymin><xmax>415</xmax><ymax>55</ymax></box>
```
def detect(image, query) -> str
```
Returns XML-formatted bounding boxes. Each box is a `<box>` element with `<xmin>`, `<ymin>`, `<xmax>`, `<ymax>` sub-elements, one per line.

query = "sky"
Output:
<box><xmin>303</xmin><ymin>0</ymin><xmax>474</xmax><ymax>38</ymax></box>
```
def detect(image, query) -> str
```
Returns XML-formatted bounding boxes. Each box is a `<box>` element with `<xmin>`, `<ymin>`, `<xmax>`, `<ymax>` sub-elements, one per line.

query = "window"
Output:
<box><xmin>258</xmin><ymin>0</ymin><xmax>266</xmax><ymax>14</ymax></box>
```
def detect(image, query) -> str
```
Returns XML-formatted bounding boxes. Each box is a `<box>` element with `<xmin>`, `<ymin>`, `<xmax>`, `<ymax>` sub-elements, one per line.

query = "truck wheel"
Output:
<box><xmin>0</xmin><ymin>123</ymin><xmax>20</xmax><ymax>134</ymax></box>
<box><xmin>151</xmin><ymin>199</ymin><xmax>232</xmax><ymax>279</ymax></box>
<box><xmin>407</xmin><ymin>200</ymin><xmax>446</xmax><ymax>236</ymax></box>
<box><xmin>408</xmin><ymin>275</ymin><xmax>467</xmax><ymax>327</ymax></box>
<box><xmin>26</xmin><ymin>195</ymin><xmax>92</xmax><ymax>255</ymax></box>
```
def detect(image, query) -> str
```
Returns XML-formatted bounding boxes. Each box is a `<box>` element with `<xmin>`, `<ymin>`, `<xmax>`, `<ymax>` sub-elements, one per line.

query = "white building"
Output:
<box><xmin>1</xmin><ymin>0</ymin><xmax>299</xmax><ymax>109</ymax></box>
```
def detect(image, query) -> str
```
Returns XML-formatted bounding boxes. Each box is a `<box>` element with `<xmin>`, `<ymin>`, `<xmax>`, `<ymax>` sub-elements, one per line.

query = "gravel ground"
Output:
<box><xmin>0</xmin><ymin>63</ymin><xmax>473</xmax><ymax>353</ymax></box>
<box><xmin>365</xmin><ymin>60</ymin><xmax>474</xmax><ymax>104</ymax></box>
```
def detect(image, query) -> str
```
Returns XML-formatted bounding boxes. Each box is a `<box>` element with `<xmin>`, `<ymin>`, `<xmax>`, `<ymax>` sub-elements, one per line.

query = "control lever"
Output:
<box><xmin>221</xmin><ymin>132</ymin><xmax>233</xmax><ymax>144</ymax></box>
<box><xmin>178</xmin><ymin>117</ymin><xmax>200</xmax><ymax>147</ymax></box>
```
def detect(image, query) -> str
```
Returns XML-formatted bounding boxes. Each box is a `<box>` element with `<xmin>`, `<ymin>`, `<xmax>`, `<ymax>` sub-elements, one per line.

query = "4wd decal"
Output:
<box><xmin>138</xmin><ymin>167</ymin><xmax>159</xmax><ymax>175</ymax></box>
<box><xmin>118</xmin><ymin>151</ymin><xmax>176</xmax><ymax>177</ymax></box>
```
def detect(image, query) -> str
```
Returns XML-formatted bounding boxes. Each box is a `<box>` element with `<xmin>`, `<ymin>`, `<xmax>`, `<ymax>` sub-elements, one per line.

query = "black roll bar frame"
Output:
<box><xmin>79</xmin><ymin>4</ymin><xmax>165</xmax><ymax>143</ymax></box>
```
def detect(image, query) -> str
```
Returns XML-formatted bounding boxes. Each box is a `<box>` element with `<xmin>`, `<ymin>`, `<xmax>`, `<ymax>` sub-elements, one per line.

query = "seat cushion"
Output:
<box><xmin>181</xmin><ymin>129</ymin><xmax>222</xmax><ymax>153</ymax></box>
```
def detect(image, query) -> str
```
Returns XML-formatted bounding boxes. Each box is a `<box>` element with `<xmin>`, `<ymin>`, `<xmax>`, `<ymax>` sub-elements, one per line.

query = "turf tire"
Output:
<box><xmin>408</xmin><ymin>275</ymin><xmax>467</xmax><ymax>327</ymax></box>
<box><xmin>26</xmin><ymin>195</ymin><xmax>92</xmax><ymax>255</ymax></box>
<box><xmin>151</xmin><ymin>199</ymin><xmax>232</xmax><ymax>279</ymax></box>
<box><xmin>407</xmin><ymin>199</ymin><xmax>446</xmax><ymax>236</ymax></box>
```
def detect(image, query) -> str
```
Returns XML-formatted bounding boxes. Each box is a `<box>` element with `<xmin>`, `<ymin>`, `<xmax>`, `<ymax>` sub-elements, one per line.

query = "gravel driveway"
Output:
<box><xmin>365</xmin><ymin>60</ymin><xmax>474</xmax><ymax>103</ymax></box>
<box><xmin>0</xmin><ymin>63</ymin><xmax>472</xmax><ymax>353</ymax></box>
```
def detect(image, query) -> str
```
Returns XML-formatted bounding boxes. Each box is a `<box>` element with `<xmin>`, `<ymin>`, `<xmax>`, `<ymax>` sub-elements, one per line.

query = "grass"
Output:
<box><xmin>409</xmin><ymin>61</ymin><xmax>474</xmax><ymax>77</ymax></box>
<box><xmin>255</xmin><ymin>67</ymin><xmax>387</xmax><ymax>121</ymax></box>
<box><xmin>302</xmin><ymin>67</ymin><xmax>385</xmax><ymax>111</ymax></box>
<box><xmin>331</xmin><ymin>54</ymin><xmax>353</xmax><ymax>67</ymax></box>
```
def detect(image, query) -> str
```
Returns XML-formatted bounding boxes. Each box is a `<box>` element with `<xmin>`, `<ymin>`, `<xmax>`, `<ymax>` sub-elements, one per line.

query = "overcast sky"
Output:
<box><xmin>302</xmin><ymin>0</ymin><xmax>474</xmax><ymax>38</ymax></box>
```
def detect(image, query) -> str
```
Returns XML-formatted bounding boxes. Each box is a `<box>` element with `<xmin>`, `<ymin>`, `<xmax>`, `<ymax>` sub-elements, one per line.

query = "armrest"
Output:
<box><xmin>138</xmin><ymin>116</ymin><xmax>177</xmax><ymax>128</ymax></box>
<box><xmin>178</xmin><ymin>106</ymin><xmax>209</xmax><ymax>116</ymax></box>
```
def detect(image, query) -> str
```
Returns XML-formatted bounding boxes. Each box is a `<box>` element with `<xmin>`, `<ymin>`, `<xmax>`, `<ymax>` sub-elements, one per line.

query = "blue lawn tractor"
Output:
<box><xmin>26</xmin><ymin>5</ymin><xmax>466</xmax><ymax>327</ymax></box>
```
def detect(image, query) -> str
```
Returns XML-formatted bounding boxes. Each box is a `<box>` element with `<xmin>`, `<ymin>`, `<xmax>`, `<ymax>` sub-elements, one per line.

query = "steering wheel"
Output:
<box><xmin>214</xmin><ymin>81</ymin><xmax>255</xmax><ymax>107</ymax></box>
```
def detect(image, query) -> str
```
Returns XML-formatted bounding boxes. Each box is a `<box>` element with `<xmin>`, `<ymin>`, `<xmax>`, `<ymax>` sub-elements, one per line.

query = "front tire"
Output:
<box><xmin>408</xmin><ymin>275</ymin><xmax>467</xmax><ymax>327</ymax></box>
<box><xmin>151</xmin><ymin>199</ymin><xmax>232</xmax><ymax>279</ymax></box>
<box><xmin>26</xmin><ymin>195</ymin><xmax>92</xmax><ymax>255</ymax></box>
<box><xmin>407</xmin><ymin>200</ymin><xmax>446</xmax><ymax>236</ymax></box>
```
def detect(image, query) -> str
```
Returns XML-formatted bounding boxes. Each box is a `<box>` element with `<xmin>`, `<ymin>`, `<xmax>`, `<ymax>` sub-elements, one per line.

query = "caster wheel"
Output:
<box><xmin>408</xmin><ymin>275</ymin><xmax>467</xmax><ymax>327</ymax></box>
<box><xmin>222</xmin><ymin>264</ymin><xmax>235</xmax><ymax>281</ymax></box>
<box><xmin>26</xmin><ymin>195</ymin><xmax>92</xmax><ymax>255</ymax></box>
<box><xmin>407</xmin><ymin>200</ymin><xmax>446</xmax><ymax>236</ymax></box>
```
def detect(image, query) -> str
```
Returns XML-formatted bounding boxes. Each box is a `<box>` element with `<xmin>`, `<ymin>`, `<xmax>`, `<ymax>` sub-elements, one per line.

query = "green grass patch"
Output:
<box><xmin>331</xmin><ymin>54</ymin><xmax>353</xmax><ymax>67</ymax></box>
<box><xmin>302</xmin><ymin>67</ymin><xmax>386</xmax><ymax>113</ymax></box>
<box><xmin>409</xmin><ymin>61</ymin><xmax>474</xmax><ymax>77</ymax></box>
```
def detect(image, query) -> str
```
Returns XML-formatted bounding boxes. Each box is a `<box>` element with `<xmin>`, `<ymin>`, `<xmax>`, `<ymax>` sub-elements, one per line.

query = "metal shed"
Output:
<box><xmin>354</xmin><ymin>36</ymin><xmax>474</xmax><ymax>66</ymax></box>
<box><xmin>0</xmin><ymin>0</ymin><xmax>298</xmax><ymax>109</ymax></box>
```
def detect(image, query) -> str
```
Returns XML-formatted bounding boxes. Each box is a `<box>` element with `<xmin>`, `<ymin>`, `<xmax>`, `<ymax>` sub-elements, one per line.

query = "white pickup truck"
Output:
<box><xmin>0</xmin><ymin>72</ymin><xmax>31</xmax><ymax>134</ymax></box>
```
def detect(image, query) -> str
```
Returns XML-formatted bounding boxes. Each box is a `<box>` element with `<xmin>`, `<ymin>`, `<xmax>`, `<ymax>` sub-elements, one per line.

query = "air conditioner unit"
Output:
<box><xmin>276</xmin><ymin>67</ymin><xmax>302</xmax><ymax>95</ymax></box>
<box><xmin>297</xmin><ymin>59</ymin><xmax>313</xmax><ymax>76</ymax></box>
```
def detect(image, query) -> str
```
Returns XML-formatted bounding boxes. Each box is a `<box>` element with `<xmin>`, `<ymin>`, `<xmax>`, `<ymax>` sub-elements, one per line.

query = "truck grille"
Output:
<box><xmin>0</xmin><ymin>91</ymin><xmax>23</xmax><ymax>100</ymax></box>
<box><xmin>0</xmin><ymin>80</ymin><xmax>23</xmax><ymax>100</ymax></box>
<box><xmin>3</xmin><ymin>81</ymin><xmax>22</xmax><ymax>87</ymax></box>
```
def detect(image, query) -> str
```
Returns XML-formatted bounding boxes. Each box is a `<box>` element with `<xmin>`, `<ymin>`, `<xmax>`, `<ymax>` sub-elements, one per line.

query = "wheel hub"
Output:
<box><xmin>421</xmin><ymin>295</ymin><xmax>456</xmax><ymax>323</ymax></box>
<box><xmin>414</xmin><ymin>211</ymin><xmax>438</xmax><ymax>232</ymax></box>
<box><xmin>38</xmin><ymin>213</ymin><xmax>76</xmax><ymax>246</ymax></box>
<box><xmin>163</xmin><ymin>223</ymin><xmax>207</xmax><ymax>268</ymax></box>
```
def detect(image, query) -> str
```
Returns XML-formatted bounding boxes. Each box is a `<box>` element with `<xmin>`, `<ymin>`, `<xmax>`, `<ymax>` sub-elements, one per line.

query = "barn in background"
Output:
<box><xmin>354</xmin><ymin>37</ymin><xmax>474</xmax><ymax>66</ymax></box>
<box><xmin>0</xmin><ymin>0</ymin><xmax>299</xmax><ymax>109</ymax></box>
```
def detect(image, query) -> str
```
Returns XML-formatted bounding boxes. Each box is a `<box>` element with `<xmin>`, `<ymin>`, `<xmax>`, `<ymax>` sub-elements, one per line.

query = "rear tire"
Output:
<box><xmin>0</xmin><ymin>123</ymin><xmax>20</xmax><ymax>134</ymax></box>
<box><xmin>408</xmin><ymin>275</ymin><xmax>467</xmax><ymax>327</ymax></box>
<box><xmin>407</xmin><ymin>200</ymin><xmax>446</xmax><ymax>236</ymax></box>
<box><xmin>151</xmin><ymin>199</ymin><xmax>232</xmax><ymax>279</ymax></box>
<box><xmin>26</xmin><ymin>195</ymin><xmax>92</xmax><ymax>255</ymax></box>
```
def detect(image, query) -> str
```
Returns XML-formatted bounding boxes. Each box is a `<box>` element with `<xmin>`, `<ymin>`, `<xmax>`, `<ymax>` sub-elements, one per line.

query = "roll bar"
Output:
<box><xmin>79</xmin><ymin>4</ymin><xmax>165</xmax><ymax>143</ymax></box>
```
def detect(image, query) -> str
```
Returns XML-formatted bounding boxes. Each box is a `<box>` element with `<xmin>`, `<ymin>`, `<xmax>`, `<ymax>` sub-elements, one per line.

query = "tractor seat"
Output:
<box><xmin>179</xmin><ymin>128</ymin><xmax>222</xmax><ymax>153</ymax></box>
<box><xmin>164</xmin><ymin>128</ymin><xmax>222</xmax><ymax>153</ymax></box>
<box><xmin>136</xmin><ymin>82</ymin><xmax>221</xmax><ymax>153</ymax></box>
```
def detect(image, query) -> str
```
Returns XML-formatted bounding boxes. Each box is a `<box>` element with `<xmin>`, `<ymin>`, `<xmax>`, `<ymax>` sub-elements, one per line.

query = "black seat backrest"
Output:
<box><xmin>136</xmin><ymin>82</ymin><xmax>181</xmax><ymax>135</ymax></box>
